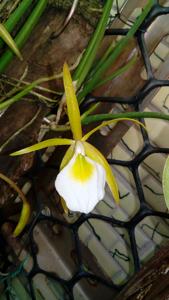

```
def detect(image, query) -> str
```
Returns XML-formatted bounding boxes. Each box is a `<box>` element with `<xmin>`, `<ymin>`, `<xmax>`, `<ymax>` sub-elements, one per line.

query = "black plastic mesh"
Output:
<box><xmin>1</xmin><ymin>1</ymin><xmax>169</xmax><ymax>299</ymax></box>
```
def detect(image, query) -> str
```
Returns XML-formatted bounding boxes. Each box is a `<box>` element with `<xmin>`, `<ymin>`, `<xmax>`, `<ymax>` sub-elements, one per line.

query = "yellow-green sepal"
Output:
<box><xmin>0</xmin><ymin>23</ymin><xmax>23</xmax><ymax>60</ymax></box>
<box><xmin>84</xmin><ymin>141</ymin><xmax>119</xmax><ymax>204</ymax></box>
<box><xmin>0</xmin><ymin>172</ymin><xmax>30</xmax><ymax>237</ymax></box>
<box><xmin>63</xmin><ymin>63</ymin><xmax>82</xmax><ymax>140</ymax></box>
<box><xmin>13</xmin><ymin>202</ymin><xmax>31</xmax><ymax>237</ymax></box>
<box><xmin>10</xmin><ymin>138</ymin><xmax>74</xmax><ymax>156</ymax></box>
<box><xmin>162</xmin><ymin>155</ymin><xmax>169</xmax><ymax>210</ymax></box>
<box><xmin>82</xmin><ymin>118</ymin><xmax>147</xmax><ymax>141</ymax></box>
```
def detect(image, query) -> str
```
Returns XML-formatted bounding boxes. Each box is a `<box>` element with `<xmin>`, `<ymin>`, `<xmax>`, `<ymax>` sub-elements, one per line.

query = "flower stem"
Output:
<box><xmin>0</xmin><ymin>73</ymin><xmax>63</xmax><ymax>111</ymax></box>
<box><xmin>82</xmin><ymin>111</ymin><xmax>169</xmax><ymax>125</ymax></box>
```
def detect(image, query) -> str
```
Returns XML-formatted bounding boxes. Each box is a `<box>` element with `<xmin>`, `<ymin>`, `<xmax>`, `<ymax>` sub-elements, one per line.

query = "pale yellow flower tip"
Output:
<box><xmin>55</xmin><ymin>141</ymin><xmax>106</xmax><ymax>213</ymax></box>
<box><xmin>0</xmin><ymin>23</ymin><xmax>23</xmax><ymax>60</ymax></box>
<box><xmin>13</xmin><ymin>202</ymin><xmax>31</xmax><ymax>237</ymax></box>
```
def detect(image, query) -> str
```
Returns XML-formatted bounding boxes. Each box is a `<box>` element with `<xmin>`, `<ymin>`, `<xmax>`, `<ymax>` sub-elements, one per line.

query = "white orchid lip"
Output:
<box><xmin>55</xmin><ymin>141</ymin><xmax>106</xmax><ymax>214</ymax></box>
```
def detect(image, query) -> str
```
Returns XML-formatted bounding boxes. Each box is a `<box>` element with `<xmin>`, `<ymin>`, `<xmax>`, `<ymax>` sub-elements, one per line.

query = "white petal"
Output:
<box><xmin>55</xmin><ymin>149</ymin><xmax>106</xmax><ymax>214</ymax></box>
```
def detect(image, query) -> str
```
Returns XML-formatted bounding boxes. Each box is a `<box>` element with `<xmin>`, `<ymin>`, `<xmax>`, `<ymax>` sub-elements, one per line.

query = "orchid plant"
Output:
<box><xmin>11</xmin><ymin>63</ymin><xmax>145</xmax><ymax>235</ymax></box>
<box><xmin>1</xmin><ymin>0</ymin><xmax>169</xmax><ymax>237</ymax></box>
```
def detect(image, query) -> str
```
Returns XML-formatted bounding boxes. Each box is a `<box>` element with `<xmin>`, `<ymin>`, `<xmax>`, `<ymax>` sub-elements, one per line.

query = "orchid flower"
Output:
<box><xmin>11</xmin><ymin>63</ymin><xmax>145</xmax><ymax>217</ymax></box>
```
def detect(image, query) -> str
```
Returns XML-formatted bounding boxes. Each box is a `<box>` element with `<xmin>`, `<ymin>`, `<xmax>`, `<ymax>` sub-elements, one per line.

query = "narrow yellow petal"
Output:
<box><xmin>0</xmin><ymin>23</ymin><xmax>22</xmax><ymax>60</ymax></box>
<box><xmin>84</xmin><ymin>142</ymin><xmax>119</xmax><ymax>204</ymax></box>
<box><xmin>82</xmin><ymin>118</ymin><xmax>147</xmax><ymax>141</ymax></box>
<box><xmin>63</xmin><ymin>62</ymin><xmax>82</xmax><ymax>140</ymax></box>
<box><xmin>10</xmin><ymin>138</ymin><xmax>74</xmax><ymax>156</ymax></box>
<box><xmin>13</xmin><ymin>202</ymin><xmax>31</xmax><ymax>237</ymax></box>
<box><xmin>0</xmin><ymin>172</ymin><xmax>30</xmax><ymax>237</ymax></box>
